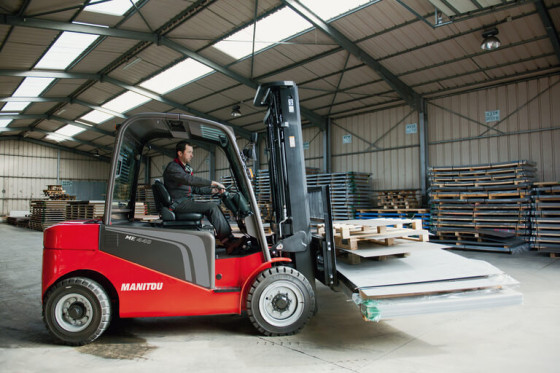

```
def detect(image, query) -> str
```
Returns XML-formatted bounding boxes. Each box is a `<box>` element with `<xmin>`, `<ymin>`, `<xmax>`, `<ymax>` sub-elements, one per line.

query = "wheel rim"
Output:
<box><xmin>54</xmin><ymin>293</ymin><xmax>94</xmax><ymax>332</ymax></box>
<box><xmin>258</xmin><ymin>280</ymin><xmax>305</xmax><ymax>327</ymax></box>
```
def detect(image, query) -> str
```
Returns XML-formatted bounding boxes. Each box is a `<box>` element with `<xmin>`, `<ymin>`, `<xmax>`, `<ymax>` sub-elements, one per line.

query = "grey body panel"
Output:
<box><xmin>100</xmin><ymin>225</ymin><xmax>215</xmax><ymax>288</ymax></box>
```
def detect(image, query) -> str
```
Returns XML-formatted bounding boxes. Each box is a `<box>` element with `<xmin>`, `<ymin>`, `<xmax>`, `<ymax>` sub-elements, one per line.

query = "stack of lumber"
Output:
<box><xmin>29</xmin><ymin>200</ymin><xmax>69</xmax><ymax>231</ymax></box>
<box><xmin>372</xmin><ymin>189</ymin><xmax>421</xmax><ymax>209</ymax></box>
<box><xmin>137</xmin><ymin>184</ymin><xmax>158</xmax><ymax>215</ymax></box>
<box><xmin>531</xmin><ymin>182</ymin><xmax>560</xmax><ymax>256</ymax></box>
<box><xmin>6</xmin><ymin>211</ymin><xmax>30</xmax><ymax>228</ymax></box>
<box><xmin>429</xmin><ymin>160</ymin><xmax>535</xmax><ymax>253</ymax></box>
<box><xmin>355</xmin><ymin>208</ymin><xmax>430</xmax><ymax>229</ymax></box>
<box><xmin>43</xmin><ymin>185</ymin><xmax>75</xmax><ymax>200</ymax></box>
<box><xmin>65</xmin><ymin>200</ymin><xmax>105</xmax><ymax>220</ymax></box>
<box><xmin>318</xmin><ymin>218</ymin><xmax>429</xmax><ymax>264</ymax></box>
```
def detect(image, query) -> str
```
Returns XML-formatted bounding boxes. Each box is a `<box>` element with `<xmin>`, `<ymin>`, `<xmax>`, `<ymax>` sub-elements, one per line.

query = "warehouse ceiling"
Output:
<box><xmin>0</xmin><ymin>0</ymin><xmax>559</xmax><ymax>161</ymax></box>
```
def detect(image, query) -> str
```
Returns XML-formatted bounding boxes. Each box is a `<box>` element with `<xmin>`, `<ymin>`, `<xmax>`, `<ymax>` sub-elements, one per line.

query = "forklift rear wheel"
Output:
<box><xmin>247</xmin><ymin>266</ymin><xmax>315</xmax><ymax>336</ymax></box>
<box><xmin>43</xmin><ymin>277</ymin><xmax>111</xmax><ymax>346</ymax></box>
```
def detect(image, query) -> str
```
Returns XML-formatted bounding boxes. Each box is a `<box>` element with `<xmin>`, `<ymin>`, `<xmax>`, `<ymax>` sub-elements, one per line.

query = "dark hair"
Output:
<box><xmin>176</xmin><ymin>141</ymin><xmax>192</xmax><ymax>155</ymax></box>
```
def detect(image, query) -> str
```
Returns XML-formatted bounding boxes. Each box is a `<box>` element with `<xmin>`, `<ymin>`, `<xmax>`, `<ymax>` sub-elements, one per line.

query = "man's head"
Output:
<box><xmin>176</xmin><ymin>141</ymin><xmax>194</xmax><ymax>165</ymax></box>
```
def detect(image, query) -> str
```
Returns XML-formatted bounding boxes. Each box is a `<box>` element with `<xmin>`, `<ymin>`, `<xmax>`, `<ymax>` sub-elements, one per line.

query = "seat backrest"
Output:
<box><xmin>152</xmin><ymin>179</ymin><xmax>172</xmax><ymax>210</ymax></box>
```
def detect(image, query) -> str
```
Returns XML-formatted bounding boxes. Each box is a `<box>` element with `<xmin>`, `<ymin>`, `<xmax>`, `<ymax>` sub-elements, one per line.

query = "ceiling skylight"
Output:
<box><xmin>45</xmin><ymin>124</ymin><xmax>85</xmax><ymax>142</ymax></box>
<box><xmin>102</xmin><ymin>91</ymin><xmax>151</xmax><ymax>113</ymax></box>
<box><xmin>299</xmin><ymin>0</ymin><xmax>371</xmax><ymax>21</ymax></box>
<box><xmin>35</xmin><ymin>32</ymin><xmax>99</xmax><ymax>70</ymax></box>
<box><xmin>0</xmin><ymin>119</ymin><xmax>12</xmax><ymax>128</ymax></box>
<box><xmin>80</xmin><ymin>110</ymin><xmax>114</xmax><ymax>124</ymax></box>
<box><xmin>84</xmin><ymin>0</ymin><xmax>140</xmax><ymax>16</ymax></box>
<box><xmin>2</xmin><ymin>102</ymin><xmax>30</xmax><ymax>112</ymax></box>
<box><xmin>213</xmin><ymin>7</ymin><xmax>312</xmax><ymax>60</ymax></box>
<box><xmin>139</xmin><ymin>58</ymin><xmax>214</xmax><ymax>94</ymax></box>
<box><xmin>213</xmin><ymin>1</ymin><xmax>372</xmax><ymax>60</ymax></box>
<box><xmin>1</xmin><ymin>77</ymin><xmax>54</xmax><ymax>112</ymax></box>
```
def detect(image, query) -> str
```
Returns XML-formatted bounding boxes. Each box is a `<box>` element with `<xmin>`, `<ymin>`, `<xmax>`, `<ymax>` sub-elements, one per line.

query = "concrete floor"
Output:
<box><xmin>1</xmin><ymin>222</ymin><xmax>559</xmax><ymax>373</ymax></box>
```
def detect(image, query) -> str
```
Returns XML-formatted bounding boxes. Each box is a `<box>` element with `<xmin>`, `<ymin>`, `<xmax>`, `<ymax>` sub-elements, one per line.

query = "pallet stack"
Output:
<box><xmin>372</xmin><ymin>189</ymin><xmax>421</xmax><ymax>209</ymax></box>
<box><xmin>43</xmin><ymin>185</ymin><xmax>75</xmax><ymax>200</ymax></box>
<box><xmin>531</xmin><ymin>182</ymin><xmax>560</xmax><ymax>256</ymax></box>
<box><xmin>318</xmin><ymin>218</ymin><xmax>429</xmax><ymax>264</ymax></box>
<box><xmin>29</xmin><ymin>200</ymin><xmax>69</xmax><ymax>231</ymax></box>
<box><xmin>429</xmin><ymin>160</ymin><xmax>536</xmax><ymax>253</ymax></box>
<box><xmin>65</xmin><ymin>200</ymin><xmax>105</xmax><ymax>220</ymax></box>
<box><xmin>137</xmin><ymin>184</ymin><xmax>158</xmax><ymax>215</ymax></box>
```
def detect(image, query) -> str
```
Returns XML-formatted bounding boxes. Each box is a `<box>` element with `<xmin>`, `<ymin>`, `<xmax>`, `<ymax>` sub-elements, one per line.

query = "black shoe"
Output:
<box><xmin>226</xmin><ymin>237</ymin><xmax>249</xmax><ymax>255</ymax></box>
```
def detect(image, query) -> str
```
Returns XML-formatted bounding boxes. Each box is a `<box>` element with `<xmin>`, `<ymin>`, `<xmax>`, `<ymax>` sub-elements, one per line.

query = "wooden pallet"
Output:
<box><xmin>320</xmin><ymin>218</ymin><xmax>429</xmax><ymax>251</ymax></box>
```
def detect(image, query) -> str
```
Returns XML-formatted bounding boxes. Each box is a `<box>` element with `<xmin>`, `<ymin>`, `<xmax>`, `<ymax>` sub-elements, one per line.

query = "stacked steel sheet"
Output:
<box><xmin>531</xmin><ymin>182</ymin><xmax>560</xmax><ymax>256</ymax></box>
<box><xmin>355</xmin><ymin>208</ymin><xmax>430</xmax><ymax>229</ymax></box>
<box><xmin>305</xmin><ymin>172</ymin><xmax>372</xmax><ymax>220</ymax></box>
<box><xmin>429</xmin><ymin>160</ymin><xmax>536</xmax><ymax>253</ymax></box>
<box><xmin>221</xmin><ymin>171</ymin><xmax>373</xmax><ymax>221</ymax></box>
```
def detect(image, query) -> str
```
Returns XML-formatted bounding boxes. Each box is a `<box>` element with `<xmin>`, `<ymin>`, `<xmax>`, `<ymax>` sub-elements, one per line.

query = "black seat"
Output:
<box><xmin>152</xmin><ymin>179</ymin><xmax>203</xmax><ymax>228</ymax></box>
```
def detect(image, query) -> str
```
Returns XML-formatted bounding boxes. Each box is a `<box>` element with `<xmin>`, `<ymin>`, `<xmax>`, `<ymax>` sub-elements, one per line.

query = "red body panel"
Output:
<box><xmin>42</xmin><ymin>221</ymin><xmax>287</xmax><ymax>318</ymax></box>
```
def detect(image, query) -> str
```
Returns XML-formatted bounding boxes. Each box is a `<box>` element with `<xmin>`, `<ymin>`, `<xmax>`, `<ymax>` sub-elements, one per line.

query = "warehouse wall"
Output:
<box><xmin>428</xmin><ymin>75</ymin><xmax>560</xmax><ymax>182</ymax></box>
<box><xmin>0</xmin><ymin>140</ymin><xmax>109</xmax><ymax>216</ymax></box>
<box><xmin>329</xmin><ymin>107</ymin><xmax>421</xmax><ymax>190</ymax></box>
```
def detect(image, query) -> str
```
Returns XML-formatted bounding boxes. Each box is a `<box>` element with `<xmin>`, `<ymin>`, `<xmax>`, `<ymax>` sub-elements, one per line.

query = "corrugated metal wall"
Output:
<box><xmin>3</xmin><ymin>76</ymin><xmax>558</xmax><ymax>216</ymax></box>
<box><xmin>0</xmin><ymin>140</ymin><xmax>110</xmax><ymax>215</ymax></box>
<box><xmin>428</xmin><ymin>75</ymin><xmax>560</xmax><ymax>181</ymax></box>
<box><xmin>329</xmin><ymin>107</ymin><xmax>421</xmax><ymax>190</ymax></box>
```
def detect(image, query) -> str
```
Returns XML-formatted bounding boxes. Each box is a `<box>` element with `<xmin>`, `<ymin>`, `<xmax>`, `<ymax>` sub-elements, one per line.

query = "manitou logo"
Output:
<box><xmin>121</xmin><ymin>282</ymin><xmax>163</xmax><ymax>291</ymax></box>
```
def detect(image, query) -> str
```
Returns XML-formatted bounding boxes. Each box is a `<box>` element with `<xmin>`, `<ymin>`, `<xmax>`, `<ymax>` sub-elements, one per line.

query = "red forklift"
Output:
<box><xmin>42</xmin><ymin>82</ymin><xmax>521</xmax><ymax>345</ymax></box>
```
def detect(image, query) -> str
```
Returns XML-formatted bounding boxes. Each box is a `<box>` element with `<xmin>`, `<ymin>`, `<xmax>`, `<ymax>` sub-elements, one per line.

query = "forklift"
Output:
<box><xmin>41</xmin><ymin>82</ymin><xmax>520</xmax><ymax>345</ymax></box>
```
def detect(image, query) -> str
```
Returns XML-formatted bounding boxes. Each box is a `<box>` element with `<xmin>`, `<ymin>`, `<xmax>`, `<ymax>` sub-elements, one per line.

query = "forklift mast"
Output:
<box><xmin>254</xmin><ymin>81</ymin><xmax>336</xmax><ymax>288</ymax></box>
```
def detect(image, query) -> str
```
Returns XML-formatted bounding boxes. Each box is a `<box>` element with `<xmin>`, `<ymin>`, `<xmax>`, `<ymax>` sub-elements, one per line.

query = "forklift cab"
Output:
<box><xmin>97</xmin><ymin>114</ymin><xmax>271</xmax><ymax>290</ymax></box>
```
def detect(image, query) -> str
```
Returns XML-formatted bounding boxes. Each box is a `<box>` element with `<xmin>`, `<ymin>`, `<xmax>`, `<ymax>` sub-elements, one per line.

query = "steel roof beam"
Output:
<box><xmin>0</xmin><ymin>134</ymin><xmax>111</xmax><ymax>162</ymax></box>
<box><xmin>282</xmin><ymin>0</ymin><xmax>422</xmax><ymax>111</ymax></box>
<box><xmin>0</xmin><ymin>69</ymin><xmax>252</xmax><ymax>138</ymax></box>
<box><xmin>535</xmin><ymin>1</ymin><xmax>560</xmax><ymax>64</ymax></box>
<box><xmin>0</xmin><ymin>13</ymin><xmax>327</xmax><ymax>129</ymax></box>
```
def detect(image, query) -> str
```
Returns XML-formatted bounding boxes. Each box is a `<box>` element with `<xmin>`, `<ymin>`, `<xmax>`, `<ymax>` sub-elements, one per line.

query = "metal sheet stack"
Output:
<box><xmin>306</xmin><ymin>172</ymin><xmax>372</xmax><ymax>220</ymax></box>
<box><xmin>221</xmin><ymin>171</ymin><xmax>373</xmax><ymax>221</ymax></box>
<box><xmin>531</xmin><ymin>182</ymin><xmax>560</xmax><ymax>256</ymax></box>
<box><xmin>429</xmin><ymin>160</ymin><xmax>536</xmax><ymax>253</ymax></box>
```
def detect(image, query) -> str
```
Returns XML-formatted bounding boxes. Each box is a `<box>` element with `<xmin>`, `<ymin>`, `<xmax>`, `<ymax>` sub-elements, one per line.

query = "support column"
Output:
<box><xmin>418</xmin><ymin>99</ymin><xmax>429</xmax><ymax>204</ymax></box>
<box><xmin>323</xmin><ymin>118</ymin><xmax>332</xmax><ymax>173</ymax></box>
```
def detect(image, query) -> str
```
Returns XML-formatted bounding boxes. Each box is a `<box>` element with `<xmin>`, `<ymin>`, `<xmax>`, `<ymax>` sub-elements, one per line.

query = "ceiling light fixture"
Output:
<box><xmin>481</xmin><ymin>28</ymin><xmax>501</xmax><ymax>51</ymax></box>
<box><xmin>231</xmin><ymin>104</ymin><xmax>242</xmax><ymax>117</ymax></box>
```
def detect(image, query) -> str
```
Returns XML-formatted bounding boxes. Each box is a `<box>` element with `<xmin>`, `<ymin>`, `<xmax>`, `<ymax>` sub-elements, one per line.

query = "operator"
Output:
<box><xmin>163</xmin><ymin>141</ymin><xmax>246</xmax><ymax>254</ymax></box>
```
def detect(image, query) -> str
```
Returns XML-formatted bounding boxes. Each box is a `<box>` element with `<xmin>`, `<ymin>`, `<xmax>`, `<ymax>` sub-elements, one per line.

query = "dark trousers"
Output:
<box><xmin>175</xmin><ymin>199</ymin><xmax>231</xmax><ymax>241</ymax></box>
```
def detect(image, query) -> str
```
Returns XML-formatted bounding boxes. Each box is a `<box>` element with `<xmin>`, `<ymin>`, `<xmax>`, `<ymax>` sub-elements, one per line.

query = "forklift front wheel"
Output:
<box><xmin>247</xmin><ymin>266</ymin><xmax>315</xmax><ymax>336</ymax></box>
<box><xmin>43</xmin><ymin>277</ymin><xmax>111</xmax><ymax>346</ymax></box>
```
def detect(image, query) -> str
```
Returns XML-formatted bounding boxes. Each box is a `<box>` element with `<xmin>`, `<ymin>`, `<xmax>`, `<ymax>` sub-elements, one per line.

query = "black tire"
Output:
<box><xmin>247</xmin><ymin>266</ymin><xmax>315</xmax><ymax>336</ymax></box>
<box><xmin>43</xmin><ymin>277</ymin><xmax>111</xmax><ymax>346</ymax></box>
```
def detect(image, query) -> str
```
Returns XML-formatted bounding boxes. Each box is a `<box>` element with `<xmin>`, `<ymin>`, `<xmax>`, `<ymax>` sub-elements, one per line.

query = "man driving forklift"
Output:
<box><xmin>163</xmin><ymin>140</ymin><xmax>248</xmax><ymax>254</ymax></box>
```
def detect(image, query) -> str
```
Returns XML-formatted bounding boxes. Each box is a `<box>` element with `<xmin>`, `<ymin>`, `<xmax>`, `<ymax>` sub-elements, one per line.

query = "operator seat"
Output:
<box><xmin>152</xmin><ymin>179</ymin><xmax>203</xmax><ymax>228</ymax></box>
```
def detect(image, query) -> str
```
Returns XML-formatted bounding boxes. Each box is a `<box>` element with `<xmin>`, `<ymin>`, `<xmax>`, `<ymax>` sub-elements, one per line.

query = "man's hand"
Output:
<box><xmin>211</xmin><ymin>181</ymin><xmax>226</xmax><ymax>195</ymax></box>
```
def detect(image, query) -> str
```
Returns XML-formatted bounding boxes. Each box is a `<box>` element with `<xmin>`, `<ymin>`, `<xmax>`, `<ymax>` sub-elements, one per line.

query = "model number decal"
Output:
<box><xmin>121</xmin><ymin>282</ymin><xmax>163</xmax><ymax>291</ymax></box>
<box><xmin>124</xmin><ymin>235</ymin><xmax>152</xmax><ymax>244</ymax></box>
